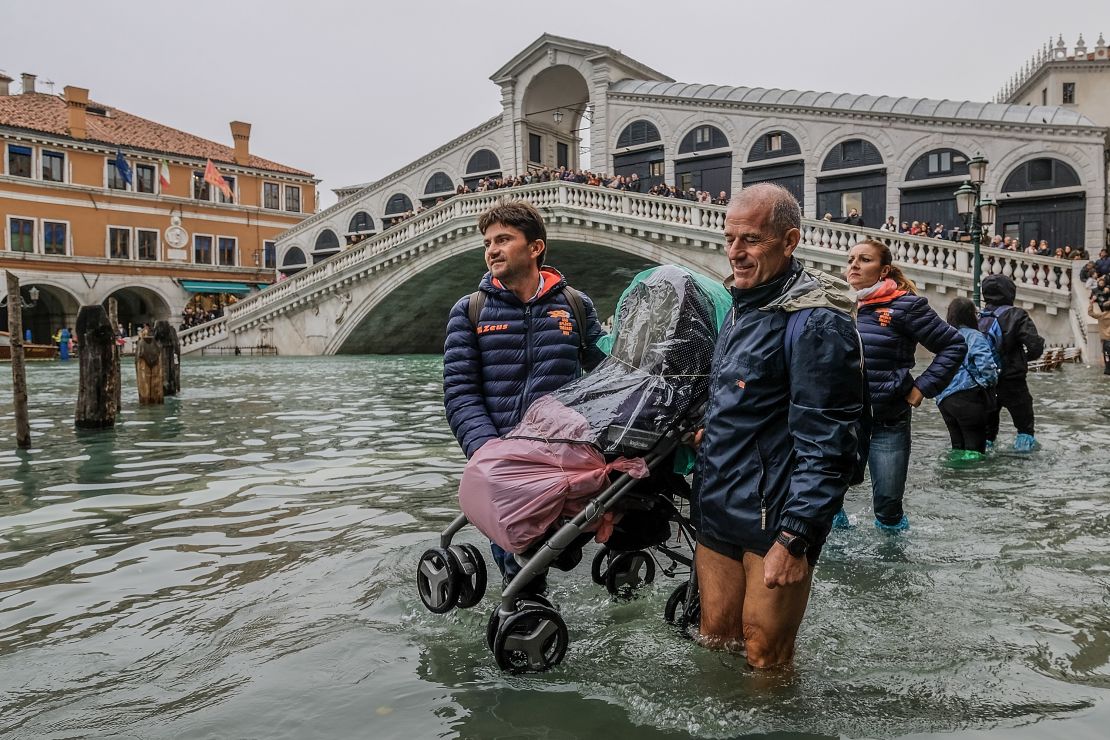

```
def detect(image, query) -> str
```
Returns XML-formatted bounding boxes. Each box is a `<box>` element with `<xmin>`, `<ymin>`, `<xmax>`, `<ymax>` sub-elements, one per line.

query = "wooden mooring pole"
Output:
<box><xmin>5</xmin><ymin>272</ymin><xmax>31</xmax><ymax>448</ymax></box>
<box><xmin>107</xmin><ymin>297</ymin><xmax>122</xmax><ymax>413</ymax></box>
<box><xmin>153</xmin><ymin>320</ymin><xmax>181</xmax><ymax>396</ymax></box>
<box><xmin>74</xmin><ymin>305</ymin><xmax>119</xmax><ymax>429</ymax></box>
<box><xmin>134</xmin><ymin>335</ymin><xmax>164</xmax><ymax>405</ymax></box>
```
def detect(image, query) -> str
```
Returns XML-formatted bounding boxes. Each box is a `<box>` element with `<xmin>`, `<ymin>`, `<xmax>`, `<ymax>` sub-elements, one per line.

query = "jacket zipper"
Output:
<box><xmin>521</xmin><ymin>303</ymin><xmax>534</xmax><ymax>415</ymax></box>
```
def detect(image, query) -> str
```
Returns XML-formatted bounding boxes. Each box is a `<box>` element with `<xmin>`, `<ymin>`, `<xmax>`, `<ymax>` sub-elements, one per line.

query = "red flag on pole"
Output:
<box><xmin>204</xmin><ymin>159</ymin><xmax>234</xmax><ymax>202</ymax></box>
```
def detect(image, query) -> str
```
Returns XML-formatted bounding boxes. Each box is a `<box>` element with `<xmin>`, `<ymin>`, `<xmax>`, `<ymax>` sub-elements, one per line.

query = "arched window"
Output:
<box><xmin>281</xmin><ymin>246</ymin><xmax>307</xmax><ymax>274</ymax></box>
<box><xmin>424</xmin><ymin>172</ymin><xmax>454</xmax><ymax>194</ymax></box>
<box><xmin>821</xmin><ymin>139</ymin><xmax>883</xmax><ymax>171</ymax></box>
<box><xmin>312</xmin><ymin>229</ymin><xmax>340</xmax><ymax>263</ymax></box>
<box><xmin>384</xmin><ymin>193</ymin><xmax>414</xmax><ymax>215</ymax></box>
<box><xmin>465</xmin><ymin>149</ymin><xmax>500</xmax><ymax>174</ymax></box>
<box><xmin>747</xmin><ymin>130</ymin><xmax>801</xmax><ymax>162</ymax></box>
<box><xmin>616</xmin><ymin>120</ymin><xmax>661</xmax><ymax>148</ymax></box>
<box><xmin>348</xmin><ymin>211</ymin><xmax>374</xmax><ymax>233</ymax></box>
<box><xmin>314</xmin><ymin>229</ymin><xmax>340</xmax><ymax>252</ymax></box>
<box><xmin>1001</xmin><ymin>158</ymin><xmax>1080</xmax><ymax>192</ymax></box>
<box><xmin>678</xmin><ymin>125</ymin><xmax>728</xmax><ymax>154</ymax></box>
<box><xmin>905</xmin><ymin>149</ymin><xmax>970</xmax><ymax>181</ymax></box>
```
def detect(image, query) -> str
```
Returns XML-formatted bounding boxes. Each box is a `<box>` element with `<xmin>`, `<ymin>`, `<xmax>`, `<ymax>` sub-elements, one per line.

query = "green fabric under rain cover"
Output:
<box><xmin>595</xmin><ymin>265</ymin><xmax>731</xmax><ymax>475</ymax></box>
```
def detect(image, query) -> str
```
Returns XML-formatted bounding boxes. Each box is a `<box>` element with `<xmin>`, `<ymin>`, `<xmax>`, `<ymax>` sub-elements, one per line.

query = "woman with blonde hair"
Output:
<box><xmin>839</xmin><ymin>240</ymin><xmax>966</xmax><ymax>531</ymax></box>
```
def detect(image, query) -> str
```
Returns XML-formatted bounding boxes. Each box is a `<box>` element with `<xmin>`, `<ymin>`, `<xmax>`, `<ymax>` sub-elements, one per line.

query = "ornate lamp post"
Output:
<box><xmin>955</xmin><ymin>155</ymin><xmax>995</xmax><ymax>305</ymax></box>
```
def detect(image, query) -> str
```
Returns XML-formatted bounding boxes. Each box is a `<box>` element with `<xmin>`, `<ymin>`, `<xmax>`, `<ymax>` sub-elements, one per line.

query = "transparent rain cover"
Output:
<box><xmin>506</xmin><ymin>265</ymin><xmax>729</xmax><ymax>456</ymax></box>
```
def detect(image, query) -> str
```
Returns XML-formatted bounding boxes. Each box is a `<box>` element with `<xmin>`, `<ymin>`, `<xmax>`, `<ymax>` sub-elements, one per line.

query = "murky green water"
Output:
<box><xmin>1</xmin><ymin>356</ymin><xmax>1108</xmax><ymax>739</ymax></box>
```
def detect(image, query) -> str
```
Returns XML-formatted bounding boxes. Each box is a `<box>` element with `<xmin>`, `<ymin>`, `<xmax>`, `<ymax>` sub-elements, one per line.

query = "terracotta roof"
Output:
<box><xmin>0</xmin><ymin>92</ymin><xmax>313</xmax><ymax>177</ymax></box>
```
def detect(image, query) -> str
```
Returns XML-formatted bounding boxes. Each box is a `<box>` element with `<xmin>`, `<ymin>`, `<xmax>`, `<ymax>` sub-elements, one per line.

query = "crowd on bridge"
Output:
<box><xmin>381</xmin><ymin>167</ymin><xmax>731</xmax><ymax>229</ymax></box>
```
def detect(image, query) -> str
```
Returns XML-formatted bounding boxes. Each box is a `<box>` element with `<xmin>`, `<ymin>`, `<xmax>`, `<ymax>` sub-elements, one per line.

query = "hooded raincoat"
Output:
<box><xmin>693</xmin><ymin>260</ymin><xmax>867</xmax><ymax>552</ymax></box>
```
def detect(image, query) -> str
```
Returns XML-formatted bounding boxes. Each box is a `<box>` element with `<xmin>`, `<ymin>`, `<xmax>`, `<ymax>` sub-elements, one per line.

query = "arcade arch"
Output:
<box><xmin>313</xmin><ymin>228</ymin><xmax>341</xmax><ymax>264</ymax></box>
<box><xmin>102</xmin><ymin>286</ymin><xmax>171</xmax><ymax>334</ymax></box>
<box><xmin>675</xmin><ymin>124</ymin><xmax>731</xmax><ymax>197</ymax></box>
<box><xmin>0</xmin><ymin>283</ymin><xmax>80</xmax><ymax>344</ymax></box>
<box><xmin>817</xmin><ymin>138</ymin><xmax>886</xmax><ymax>226</ymax></box>
<box><xmin>997</xmin><ymin>157</ymin><xmax>1085</xmax><ymax>249</ymax></box>
<box><xmin>612</xmin><ymin>119</ymin><xmax>665</xmax><ymax>190</ymax></box>
<box><xmin>281</xmin><ymin>246</ymin><xmax>308</xmax><ymax>276</ymax></box>
<box><xmin>464</xmin><ymin>148</ymin><xmax>502</xmax><ymax>189</ymax></box>
<box><xmin>742</xmin><ymin>129</ymin><xmax>804</xmax><ymax>207</ymax></box>
<box><xmin>521</xmin><ymin>64</ymin><xmax>589</xmax><ymax>171</ymax></box>
<box><xmin>899</xmin><ymin>148</ymin><xmax>971</xmax><ymax>233</ymax></box>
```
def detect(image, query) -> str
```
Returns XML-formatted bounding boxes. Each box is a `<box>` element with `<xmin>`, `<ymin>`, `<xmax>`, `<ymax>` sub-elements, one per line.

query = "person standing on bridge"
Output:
<box><xmin>841</xmin><ymin>239</ymin><xmax>965</xmax><ymax>531</ymax></box>
<box><xmin>443</xmin><ymin>198</ymin><xmax>606</xmax><ymax>594</ymax></box>
<box><xmin>692</xmin><ymin>183</ymin><xmax>867</xmax><ymax>668</ymax></box>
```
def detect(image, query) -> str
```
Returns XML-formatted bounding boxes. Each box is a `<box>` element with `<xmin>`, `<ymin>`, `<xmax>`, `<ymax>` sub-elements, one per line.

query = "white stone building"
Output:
<box><xmin>276</xmin><ymin>33</ymin><xmax>1108</xmax><ymax>276</ymax></box>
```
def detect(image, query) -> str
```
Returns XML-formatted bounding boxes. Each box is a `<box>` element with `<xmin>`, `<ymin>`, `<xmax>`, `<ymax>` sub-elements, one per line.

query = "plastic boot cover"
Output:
<box><xmin>1013</xmin><ymin>433</ymin><xmax>1037</xmax><ymax>452</ymax></box>
<box><xmin>874</xmin><ymin>515</ymin><xmax>910</xmax><ymax>532</ymax></box>
<box><xmin>831</xmin><ymin>509</ymin><xmax>852</xmax><ymax>529</ymax></box>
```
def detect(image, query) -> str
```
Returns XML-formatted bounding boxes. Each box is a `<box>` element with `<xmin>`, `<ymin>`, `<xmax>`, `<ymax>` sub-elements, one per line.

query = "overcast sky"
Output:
<box><xmin>4</xmin><ymin>0</ymin><xmax>1105</xmax><ymax>207</ymax></box>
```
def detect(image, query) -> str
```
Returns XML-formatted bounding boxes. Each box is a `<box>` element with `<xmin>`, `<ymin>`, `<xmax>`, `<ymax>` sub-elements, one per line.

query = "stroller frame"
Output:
<box><xmin>422</xmin><ymin>425</ymin><xmax>702</xmax><ymax>673</ymax></box>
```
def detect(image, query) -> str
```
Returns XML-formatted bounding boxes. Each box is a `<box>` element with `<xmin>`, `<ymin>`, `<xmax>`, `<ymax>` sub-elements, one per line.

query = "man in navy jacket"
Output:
<box><xmin>693</xmin><ymin>184</ymin><xmax>867</xmax><ymax>668</ymax></box>
<box><xmin>443</xmin><ymin>198</ymin><xmax>605</xmax><ymax>583</ymax></box>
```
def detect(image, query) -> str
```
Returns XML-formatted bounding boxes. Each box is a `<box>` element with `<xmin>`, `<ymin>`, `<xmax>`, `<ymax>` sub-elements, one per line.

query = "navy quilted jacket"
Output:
<box><xmin>443</xmin><ymin>268</ymin><xmax>606</xmax><ymax>458</ymax></box>
<box><xmin>856</xmin><ymin>286</ymin><xmax>966</xmax><ymax>421</ymax></box>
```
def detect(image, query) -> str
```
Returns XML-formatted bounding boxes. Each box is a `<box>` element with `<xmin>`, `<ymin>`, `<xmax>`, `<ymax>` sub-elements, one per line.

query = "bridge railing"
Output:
<box><xmin>179</xmin><ymin>319</ymin><xmax>228</xmax><ymax>351</ymax></box>
<box><xmin>230</xmin><ymin>182</ymin><xmax>1075</xmax><ymax>328</ymax></box>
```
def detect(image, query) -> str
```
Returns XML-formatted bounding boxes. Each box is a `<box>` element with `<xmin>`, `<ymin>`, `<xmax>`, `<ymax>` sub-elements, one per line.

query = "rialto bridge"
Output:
<box><xmin>180</xmin><ymin>182</ymin><xmax>1095</xmax><ymax>359</ymax></box>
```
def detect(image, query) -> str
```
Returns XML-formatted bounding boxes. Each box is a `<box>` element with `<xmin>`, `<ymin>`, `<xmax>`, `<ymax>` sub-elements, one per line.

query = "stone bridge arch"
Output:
<box><xmin>324</xmin><ymin>221</ymin><xmax>727</xmax><ymax>355</ymax></box>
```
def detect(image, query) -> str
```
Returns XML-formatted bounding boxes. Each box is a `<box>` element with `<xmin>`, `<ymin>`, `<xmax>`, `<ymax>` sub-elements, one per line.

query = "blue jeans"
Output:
<box><xmin>868</xmin><ymin>413</ymin><xmax>911</xmax><ymax>525</ymax></box>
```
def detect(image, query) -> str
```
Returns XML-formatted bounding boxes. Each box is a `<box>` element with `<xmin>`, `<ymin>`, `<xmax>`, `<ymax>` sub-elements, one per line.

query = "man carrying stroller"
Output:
<box><xmin>443</xmin><ymin>197</ymin><xmax>606</xmax><ymax>593</ymax></box>
<box><xmin>693</xmin><ymin>184</ymin><xmax>867</xmax><ymax>668</ymax></box>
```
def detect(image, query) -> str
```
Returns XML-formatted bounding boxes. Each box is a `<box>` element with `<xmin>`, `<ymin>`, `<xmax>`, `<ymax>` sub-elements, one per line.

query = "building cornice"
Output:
<box><xmin>0</xmin><ymin>124</ymin><xmax>318</xmax><ymax>183</ymax></box>
<box><xmin>606</xmin><ymin>90</ymin><xmax>1110</xmax><ymax>141</ymax></box>
<box><xmin>1007</xmin><ymin>60</ymin><xmax>1110</xmax><ymax>104</ymax></box>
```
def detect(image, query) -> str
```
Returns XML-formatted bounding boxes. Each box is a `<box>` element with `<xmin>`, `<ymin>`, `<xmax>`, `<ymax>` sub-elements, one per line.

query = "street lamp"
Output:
<box><xmin>552</xmin><ymin>108</ymin><xmax>564</xmax><ymax>125</ymax></box>
<box><xmin>0</xmin><ymin>285</ymin><xmax>39</xmax><ymax>308</ymax></box>
<box><xmin>954</xmin><ymin>156</ymin><xmax>992</xmax><ymax>305</ymax></box>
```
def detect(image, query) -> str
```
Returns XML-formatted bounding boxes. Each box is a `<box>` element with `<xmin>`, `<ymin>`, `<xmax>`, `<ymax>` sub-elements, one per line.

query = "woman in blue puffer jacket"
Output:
<box><xmin>934</xmin><ymin>297</ymin><xmax>998</xmax><ymax>459</ymax></box>
<box><xmin>843</xmin><ymin>239</ymin><xmax>966</xmax><ymax>531</ymax></box>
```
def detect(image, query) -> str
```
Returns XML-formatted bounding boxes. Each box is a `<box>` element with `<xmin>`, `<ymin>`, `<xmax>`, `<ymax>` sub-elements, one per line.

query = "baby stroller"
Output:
<box><xmin>415</xmin><ymin>265</ymin><xmax>729</xmax><ymax>672</ymax></box>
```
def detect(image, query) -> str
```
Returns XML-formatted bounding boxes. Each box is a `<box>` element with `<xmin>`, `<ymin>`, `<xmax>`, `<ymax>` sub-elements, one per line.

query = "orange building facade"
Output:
<box><xmin>0</xmin><ymin>72</ymin><xmax>317</xmax><ymax>340</ymax></box>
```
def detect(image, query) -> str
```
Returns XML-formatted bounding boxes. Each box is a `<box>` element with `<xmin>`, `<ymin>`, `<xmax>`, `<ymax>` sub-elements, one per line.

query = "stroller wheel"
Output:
<box><xmin>590</xmin><ymin>546</ymin><xmax>611</xmax><ymax>585</ymax></box>
<box><xmin>664</xmin><ymin>580</ymin><xmax>701</xmax><ymax>638</ymax></box>
<box><xmin>486</xmin><ymin>594</ymin><xmax>554</xmax><ymax>652</ymax></box>
<box><xmin>416</xmin><ymin>547</ymin><xmax>461</xmax><ymax>614</ymax></box>
<box><xmin>453</xmin><ymin>544</ymin><xmax>488</xmax><ymax>609</ymax></box>
<box><xmin>604</xmin><ymin>550</ymin><xmax>656</xmax><ymax>596</ymax></box>
<box><xmin>492</xmin><ymin>603</ymin><xmax>569</xmax><ymax>673</ymax></box>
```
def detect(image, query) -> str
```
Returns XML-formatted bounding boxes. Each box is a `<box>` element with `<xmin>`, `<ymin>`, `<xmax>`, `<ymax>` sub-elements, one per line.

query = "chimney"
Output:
<box><xmin>230</xmin><ymin>120</ymin><xmax>251</xmax><ymax>165</ymax></box>
<box><xmin>0</xmin><ymin>72</ymin><xmax>12</xmax><ymax>96</ymax></box>
<box><xmin>64</xmin><ymin>86</ymin><xmax>89</xmax><ymax>140</ymax></box>
<box><xmin>21</xmin><ymin>73</ymin><xmax>36</xmax><ymax>94</ymax></box>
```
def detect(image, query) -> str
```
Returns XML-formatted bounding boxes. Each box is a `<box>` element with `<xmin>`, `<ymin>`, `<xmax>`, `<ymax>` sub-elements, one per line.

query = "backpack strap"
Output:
<box><xmin>783</xmin><ymin>308</ymin><xmax>814</xmax><ymax>366</ymax></box>
<box><xmin>467</xmin><ymin>290</ymin><xmax>486</xmax><ymax>329</ymax></box>
<box><xmin>562</xmin><ymin>286</ymin><xmax>589</xmax><ymax>358</ymax></box>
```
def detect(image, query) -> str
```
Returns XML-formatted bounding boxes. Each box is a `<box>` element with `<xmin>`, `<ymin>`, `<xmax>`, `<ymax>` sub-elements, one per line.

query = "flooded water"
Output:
<box><xmin>1</xmin><ymin>355</ymin><xmax>1108</xmax><ymax>739</ymax></box>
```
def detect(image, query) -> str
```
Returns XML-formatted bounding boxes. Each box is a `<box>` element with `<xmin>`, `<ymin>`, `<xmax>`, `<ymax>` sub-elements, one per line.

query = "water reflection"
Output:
<box><xmin>0</xmin><ymin>356</ymin><xmax>1108</xmax><ymax>738</ymax></box>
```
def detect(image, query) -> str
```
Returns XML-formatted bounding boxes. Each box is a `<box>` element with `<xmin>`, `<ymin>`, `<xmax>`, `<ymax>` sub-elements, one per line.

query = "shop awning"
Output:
<box><xmin>180</xmin><ymin>280</ymin><xmax>253</xmax><ymax>295</ymax></box>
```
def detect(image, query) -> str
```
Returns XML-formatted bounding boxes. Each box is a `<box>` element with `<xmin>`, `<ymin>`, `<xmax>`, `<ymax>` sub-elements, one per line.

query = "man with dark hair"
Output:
<box><xmin>844</xmin><ymin>208</ymin><xmax>864</xmax><ymax>227</ymax></box>
<box><xmin>693</xmin><ymin>183</ymin><xmax>867</xmax><ymax>668</ymax></box>
<box><xmin>979</xmin><ymin>274</ymin><xmax>1045</xmax><ymax>451</ymax></box>
<box><xmin>444</xmin><ymin>197</ymin><xmax>606</xmax><ymax>589</ymax></box>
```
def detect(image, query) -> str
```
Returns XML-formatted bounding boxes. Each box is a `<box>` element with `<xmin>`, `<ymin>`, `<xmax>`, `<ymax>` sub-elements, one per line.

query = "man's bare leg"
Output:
<box><xmin>740</xmin><ymin>551</ymin><xmax>812</xmax><ymax>668</ymax></box>
<box><xmin>694</xmin><ymin>544</ymin><xmax>746</xmax><ymax>651</ymax></box>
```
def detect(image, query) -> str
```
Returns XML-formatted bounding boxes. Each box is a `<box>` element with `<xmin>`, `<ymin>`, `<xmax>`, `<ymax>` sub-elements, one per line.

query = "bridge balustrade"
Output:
<box><xmin>201</xmin><ymin>182</ymin><xmax>1078</xmax><ymax>351</ymax></box>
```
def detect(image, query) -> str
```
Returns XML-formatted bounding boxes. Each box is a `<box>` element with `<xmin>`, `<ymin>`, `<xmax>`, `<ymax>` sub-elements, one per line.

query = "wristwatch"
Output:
<box><xmin>775</xmin><ymin>531</ymin><xmax>809</xmax><ymax>558</ymax></box>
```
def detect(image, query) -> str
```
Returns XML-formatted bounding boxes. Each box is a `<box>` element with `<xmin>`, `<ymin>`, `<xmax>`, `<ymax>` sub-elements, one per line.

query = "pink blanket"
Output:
<box><xmin>458</xmin><ymin>399</ymin><xmax>649</xmax><ymax>554</ymax></box>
